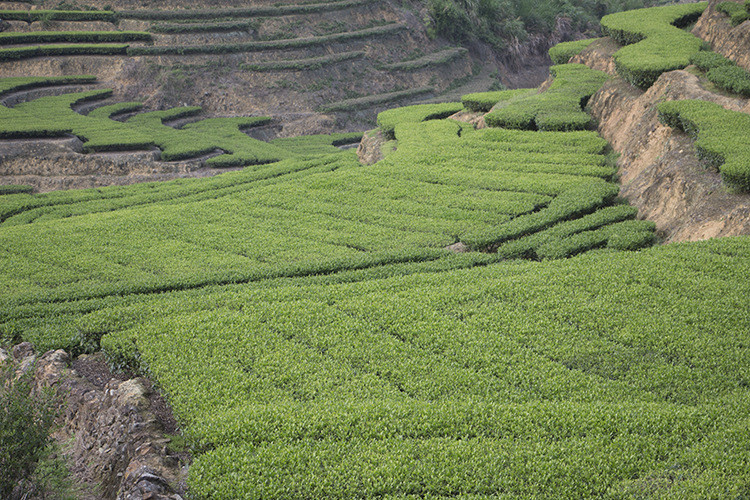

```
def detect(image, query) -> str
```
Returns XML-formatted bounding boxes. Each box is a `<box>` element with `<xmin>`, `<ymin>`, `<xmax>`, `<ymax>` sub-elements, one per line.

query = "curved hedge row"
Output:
<box><xmin>119</xmin><ymin>0</ymin><xmax>373</xmax><ymax>20</ymax></box>
<box><xmin>717</xmin><ymin>1</ymin><xmax>750</xmax><ymax>26</ymax></box>
<box><xmin>548</xmin><ymin>38</ymin><xmax>599</xmax><ymax>65</ymax></box>
<box><xmin>381</xmin><ymin>47</ymin><xmax>467</xmax><ymax>71</ymax></box>
<box><xmin>128</xmin><ymin>23</ymin><xmax>405</xmax><ymax>56</ymax></box>
<box><xmin>319</xmin><ymin>86</ymin><xmax>434</xmax><ymax>113</ymax></box>
<box><xmin>0</xmin><ymin>31</ymin><xmax>151</xmax><ymax>45</ymax></box>
<box><xmin>689</xmin><ymin>50</ymin><xmax>750</xmax><ymax>97</ymax></box>
<box><xmin>0</xmin><ymin>9</ymin><xmax>116</xmax><ymax>23</ymax></box>
<box><xmin>484</xmin><ymin>64</ymin><xmax>609</xmax><ymax>131</ymax></box>
<box><xmin>377</xmin><ymin>102</ymin><xmax>464</xmax><ymax>139</ymax></box>
<box><xmin>0</xmin><ymin>44</ymin><xmax>128</xmax><ymax>62</ymax></box>
<box><xmin>601</xmin><ymin>2</ymin><xmax>707</xmax><ymax>89</ymax></box>
<box><xmin>461</xmin><ymin>88</ymin><xmax>535</xmax><ymax>113</ymax></box>
<box><xmin>658</xmin><ymin>99</ymin><xmax>750</xmax><ymax>191</ymax></box>
<box><xmin>241</xmin><ymin>51</ymin><xmax>364</xmax><ymax>72</ymax></box>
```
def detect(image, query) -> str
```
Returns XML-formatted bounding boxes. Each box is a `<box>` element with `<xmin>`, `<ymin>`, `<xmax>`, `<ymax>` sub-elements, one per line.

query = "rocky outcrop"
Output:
<box><xmin>356</xmin><ymin>128</ymin><xmax>386</xmax><ymax>165</ymax></box>
<box><xmin>693</xmin><ymin>0</ymin><xmax>750</xmax><ymax>72</ymax></box>
<box><xmin>1</xmin><ymin>344</ymin><xmax>188</xmax><ymax>500</ymax></box>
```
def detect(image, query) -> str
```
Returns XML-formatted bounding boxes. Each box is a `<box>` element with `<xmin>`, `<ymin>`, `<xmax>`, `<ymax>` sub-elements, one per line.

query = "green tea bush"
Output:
<box><xmin>319</xmin><ymin>86</ymin><xmax>434</xmax><ymax>113</ymax></box>
<box><xmin>0</xmin><ymin>75</ymin><xmax>96</xmax><ymax>97</ymax></box>
<box><xmin>381</xmin><ymin>47</ymin><xmax>467</xmax><ymax>71</ymax></box>
<box><xmin>150</xmin><ymin>20</ymin><xmax>259</xmax><ymax>34</ymax></box>
<box><xmin>0</xmin><ymin>31</ymin><xmax>151</xmax><ymax>45</ymax></box>
<box><xmin>0</xmin><ymin>44</ymin><xmax>129</xmax><ymax>62</ymax></box>
<box><xmin>601</xmin><ymin>3</ymin><xmax>708</xmax><ymax>89</ymax></box>
<box><xmin>658</xmin><ymin>99</ymin><xmax>750</xmax><ymax>191</ymax></box>
<box><xmin>689</xmin><ymin>50</ymin><xmax>735</xmax><ymax>72</ymax></box>
<box><xmin>548</xmin><ymin>38</ymin><xmax>599</xmax><ymax>65</ymax></box>
<box><xmin>241</xmin><ymin>51</ymin><xmax>364</xmax><ymax>72</ymax></box>
<box><xmin>119</xmin><ymin>0</ymin><xmax>371</xmax><ymax>20</ymax></box>
<box><xmin>717</xmin><ymin>1</ymin><xmax>750</xmax><ymax>26</ymax></box>
<box><xmin>270</xmin><ymin>132</ymin><xmax>363</xmax><ymax>156</ymax></box>
<box><xmin>0</xmin><ymin>184</ymin><xmax>33</xmax><ymax>195</ymax></box>
<box><xmin>128</xmin><ymin>23</ymin><xmax>405</xmax><ymax>56</ymax></box>
<box><xmin>706</xmin><ymin>64</ymin><xmax>750</xmax><ymax>96</ymax></box>
<box><xmin>87</xmin><ymin>101</ymin><xmax>143</xmax><ymax>119</ymax></box>
<box><xmin>689</xmin><ymin>50</ymin><xmax>750</xmax><ymax>96</ymax></box>
<box><xmin>461</xmin><ymin>88</ymin><xmax>535</xmax><ymax>112</ymax></box>
<box><xmin>377</xmin><ymin>102</ymin><xmax>464</xmax><ymax>139</ymax></box>
<box><xmin>0</xmin><ymin>9</ymin><xmax>116</xmax><ymax>22</ymax></box>
<box><xmin>484</xmin><ymin>64</ymin><xmax>608</xmax><ymax>131</ymax></box>
<box><xmin>0</xmin><ymin>365</ymin><xmax>57</xmax><ymax>499</ymax></box>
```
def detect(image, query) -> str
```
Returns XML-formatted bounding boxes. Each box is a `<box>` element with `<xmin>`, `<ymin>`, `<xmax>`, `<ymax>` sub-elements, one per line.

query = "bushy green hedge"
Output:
<box><xmin>484</xmin><ymin>64</ymin><xmax>609</xmax><ymax>131</ymax></box>
<box><xmin>150</xmin><ymin>20</ymin><xmax>258</xmax><ymax>34</ymax></box>
<box><xmin>0</xmin><ymin>185</ymin><xmax>33</xmax><ymax>196</ymax></box>
<box><xmin>460</xmin><ymin>88</ymin><xmax>535</xmax><ymax>112</ymax></box>
<box><xmin>0</xmin><ymin>75</ymin><xmax>95</xmax><ymax>97</ymax></box>
<box><xmin>0</xmin><ymin>78</ymin><xmax>287</xmax><ymax>168</ymax></box>
<box><xmin>689</xmin><ymin>50</ymin><xmax>734</xmax><ymax>71</ymax></box>
<box><xmin>0</xmin><ymin>9</ymin><xmax>116</xmax><ymax>22</ymax></box>
<box><xmin>381</xmin><ymin>47</ymin><xmax>467</xmax><ymax>71</ymax></box>
<box><xmin>0</xmin><ymin>31</ymin><xmax>151</xmax><ymax>45</ymax></box>
<box><xmin>689</xmin><ymin>50</ymin><xmax>750</xmax><ymax>96</ymax></box>
<box><xmin>548</xmin><ymin>38</ymin><xmax>599</xmax><ymax>65</ymax></box>
<box><xmin>658</xmin><ymin>99</ymin><xmax>750</xmax><ymax>191</ymax></box>
<box><xmin>377</xmin><ymin>102</ymin><xmax>464</xmax><ymax>139</ymax></box>
<box><xmin>717</xmin><ymin>1</ymin><xmax>750</xmax><ymax>26</ymax></box>
<box><xmin>241</xmin><ymin>51</ymin><xmax>364</xmax><ymax>72</ymax></box>
<box><xmin>119</xmin><ymin>0</ymin><xmax>371</xmax><ymax>20</ymax></box>
<box><xmin>601</xmin><ymin>3</ymin><xmax>708</xmax><ymax>89</ymax></box>
<box><xmin>128</xmin><ymin>23</ymin><xmax>404</xmax><ymax>56</ymax></box>
<box><xmin>0</xmin><ymin>44</ymin><xmax>129</xmax><ymax>62</ymax></box>
<box><xmin>319</xmin><ymin>86</ymin><xmax>434</xmax><ymax>113</ymax></box>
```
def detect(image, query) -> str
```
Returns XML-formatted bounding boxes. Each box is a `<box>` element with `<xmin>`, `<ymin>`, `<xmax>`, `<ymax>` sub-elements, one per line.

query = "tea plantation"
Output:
<box><xmin>1</xmin><ymin>2</ymin><xmax>750</xmax><ymax>498</ymax></box>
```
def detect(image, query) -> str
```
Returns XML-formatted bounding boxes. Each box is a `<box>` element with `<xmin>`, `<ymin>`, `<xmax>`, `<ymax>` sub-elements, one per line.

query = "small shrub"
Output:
<box><xmin>461</xmin><ymin>88</ymin><xmax>535</xmax><ymax>112</ymax></box>
<box><xmin>548</xmin><ymin>38</ymin><xmax>599</xmax><ymax>65</ymax></box>
<box><xmin>0</xmin><ymin>364</ymin><xmax>58</xmax><ymax>499</ymax></box>
<box><xmin>717</xmin><ymin>1</ymin><xmax>750</xmax><ymax>26</ymax></box>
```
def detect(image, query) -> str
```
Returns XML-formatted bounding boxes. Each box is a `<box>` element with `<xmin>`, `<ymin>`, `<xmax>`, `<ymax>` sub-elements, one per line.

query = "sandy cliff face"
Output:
<box><xmin>573</xmin><ymin>37</ymin><xmax>750</xmax><ymax>243</ymax></box>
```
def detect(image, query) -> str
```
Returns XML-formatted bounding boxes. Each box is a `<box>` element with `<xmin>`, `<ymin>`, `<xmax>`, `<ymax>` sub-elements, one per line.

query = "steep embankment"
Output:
<box><xmin>571</xmin><ymin>2</ymin><xmax>750</xmax><ymax>242</ymax></box>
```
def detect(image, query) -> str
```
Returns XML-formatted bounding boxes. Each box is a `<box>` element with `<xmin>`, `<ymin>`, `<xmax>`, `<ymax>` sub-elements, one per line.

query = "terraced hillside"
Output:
<box><xmin>0</xmin><ymin>0</ymin><xmax>484</xmax><ymax>134</ymax></box>
<box><xmin>2</xmin><ymin>1</ymin><xmax>750</xmax><ymax>498</ymax></box>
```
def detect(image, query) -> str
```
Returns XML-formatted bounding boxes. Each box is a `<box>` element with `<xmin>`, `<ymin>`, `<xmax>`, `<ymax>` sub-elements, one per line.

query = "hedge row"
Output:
<box><xmin>0</xmin><ymin>82</ymin><xmax>288</xmax><ymax>167</ymax></box>
<box><xmin>150</xmin><ymin>20</ymin><xmax>258</xmax><ymax>34</ymax></box>
<box><xmin>0</xmin><ymin>44</ymin><xmax>128</xmax><ymax>62</ymax></box>
<box><xmin>0</xmin><ymin>31</ymin><xmax>151</xmax><ymax>45</ymax></box>
<box><xmin>119</xmin><ymin>0</ymin><xmax>373</xmax><ymax>20</ymax></box>
<box><xmin>0</xmin><ymin>9</ymin><xmax>116</xmax><ymax>23</ymax></box>
<box><xmin>270</xmin><ymin>132</ymin><xmax>363</xmax><ymax>157</ymax></box>
<box><xmin>658</xmin><ymin>99</ymin><xmax>750</xmax><ymax>191</ymax></box>
<box><xmin>376</xmin><ymin>102</ymin><xmax>464</xmax><ymax>139</ymax></box>
<box><xmin>484</xmin><ymin>64</ymin><xmax>609</xmax><ymax>131</ymax></box>
<box><xmin>461</xmin><ymin>88</ymin><xmax>535</xmax><ymax>112</ymax></box>
<box><xmin>0</xmin><ymin>185</ymin><xmax>33</xmax><ymax>196</ymax></box>
<box><xmin>128</xmin><ymin>23</ymin><xmax>405</xmax><ymax>56</ymax></box>
<box><xmin>319</xmin><ymin>86</ymin><xmax>434</xmax><ymax>113</ymax></box>
<box><xmin>241</xmin><ymin>51</ymin><xmax>364</xmax><ymax>72</ymax></box>
<box><xmin>716</xmin><ymin>1</ymin><xmax>750</xmax><ymax>26</ymax></box>
<box><xmin>548</xmin><ymin>38</ymin><xmax>599</xmax><ymax>65</ymax></box>
<box><xmin>380</xmin><ymin>47</ymin><xmax>467</xmax><ymax>71</ymax></box>
<box><xmin>0</xmin><ymin>75</ymin><xmax>95</xmax><ymax>97</ymax></box>
<box><xmin>601</xmin><ymin>3</ymin><xmax>708</xmax><ymax>89</ymax></box>
<box><xmin>689</xmin><ymin>50</ymin><xmax>750</xmax><ymax>96</ymax></box>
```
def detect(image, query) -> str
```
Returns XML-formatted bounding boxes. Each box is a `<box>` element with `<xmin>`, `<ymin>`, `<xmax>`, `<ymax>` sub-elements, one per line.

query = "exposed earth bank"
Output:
<box><xmin>0</xmin><ymin>344</ymin><xmax>188</xmax><ymax>500</ymax></box>
<box><xmin>573</xmin><ymin>18</ymin><xmax>750</xmax><ymax>242</ymax></box>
